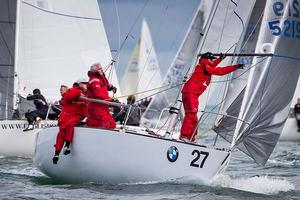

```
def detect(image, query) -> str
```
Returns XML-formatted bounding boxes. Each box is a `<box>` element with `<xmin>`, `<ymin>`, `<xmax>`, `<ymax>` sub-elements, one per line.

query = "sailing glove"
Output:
<box><xmin>237</xmin><ymin>64</ymin><xmax>245</xmax><ymax>69</ymax></box>
<box><xmin>108</xmin><ymin>85</ymin><xmax>117</xmax><ymax>93</ymax></box>
<box><xmin>220</xmin><ymin>53</ymin><xmax>226</xmax><ymax>60</ymax></box>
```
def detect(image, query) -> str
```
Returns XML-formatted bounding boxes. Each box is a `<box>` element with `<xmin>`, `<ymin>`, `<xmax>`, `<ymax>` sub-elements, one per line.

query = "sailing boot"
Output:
<box><xmin>63</xmin><ymin>142</ymin><xmax>71</xmax><ymax>155</ymax></box>
<box><xmin>52</xmin><ymin>150</ymin><xmax>60</xmax><ymax>164</ymax></box>
<box><xmin>52</xmin><ymin>155</ymin><xmax>59</xmax><ymax>164</ymax></box>
<box><xmin>23</xmin><ymin>124</ymin><xmax>34</xmax><ymax>132</ymax></box>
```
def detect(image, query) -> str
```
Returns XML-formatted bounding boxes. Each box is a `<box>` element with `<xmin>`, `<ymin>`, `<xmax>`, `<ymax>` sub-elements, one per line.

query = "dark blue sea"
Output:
<box><xmin>0</xmin><ymin>134</ymin><xmax>299</xmax><ymax>200</ymax></box>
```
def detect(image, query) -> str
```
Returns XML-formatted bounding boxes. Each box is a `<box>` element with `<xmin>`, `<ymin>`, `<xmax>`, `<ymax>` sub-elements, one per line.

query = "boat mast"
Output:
<box><xmin>12</xmin><ymin>0</ymin><xmax>21</xmax><ymax>115</ymax></box>
<box><xmin>164</xmin><ymin>0</ymin><xmax>221</xmax><ymax>138</ymax></box>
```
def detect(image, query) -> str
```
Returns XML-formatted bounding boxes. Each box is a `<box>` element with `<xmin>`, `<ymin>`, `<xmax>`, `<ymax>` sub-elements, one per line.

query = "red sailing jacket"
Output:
<box><xmin>87</xmin><ymin>72</ymin><xmax>113</xmax><ymax>109</ymax></box>
<box><xmin>58</xmin><ymin>85</ymin><xmax>86</xmax><ymax>125</ymax></box>
<box><xmin>182</xmin><ymin>57</ymin><xmax>238</xmax><ymax>95</ymax></box>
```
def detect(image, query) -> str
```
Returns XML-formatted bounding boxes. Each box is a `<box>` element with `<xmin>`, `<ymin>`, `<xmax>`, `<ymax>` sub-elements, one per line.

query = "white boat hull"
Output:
<box><xmin>280</xmin><ymin>118</ymin><xmax>300</xmax><ymax>141</ymax></box>
<box><xmin>34</xmin><ymin>127</ymin><xmax>230</xmax><ymax>184</ymax></box>
<box><xmin>0</xmin><ymin>120</ymin><xmax>57</xmax><ymax>157</ymax></box>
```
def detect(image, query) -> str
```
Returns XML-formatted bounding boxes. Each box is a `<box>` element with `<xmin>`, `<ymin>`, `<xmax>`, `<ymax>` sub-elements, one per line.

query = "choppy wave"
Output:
<box><xmin>210</xmin><ymin>174</ymin><xmax>294</xmax><ymax>194</ymax></box>
<box><xmin>0</xmin><ymin>166</ymin><xmax>44</xmax><ymax>177</ymax></box>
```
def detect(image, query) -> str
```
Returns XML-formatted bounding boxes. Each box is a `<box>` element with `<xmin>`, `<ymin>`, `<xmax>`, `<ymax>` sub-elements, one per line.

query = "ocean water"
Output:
<box><xmin>0</xmin><ymin>137</ymin><xmax>300</xmax><ymax>200</ymax></box>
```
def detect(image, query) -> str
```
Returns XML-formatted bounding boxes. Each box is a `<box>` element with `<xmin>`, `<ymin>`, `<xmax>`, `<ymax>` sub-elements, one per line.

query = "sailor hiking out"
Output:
<box><xmin>86</xmin><ymin>63</ymin><xmax>117</xmax><ymax>129</ymax></box>
<box><xmin>48</xmin><ymin>85</ymin><xmax>68</xmax><ymax>120</ymax></box>
<box><xmin>180</xmin><ymin>52</ymin><xmax>244</xmax><ymax>142</ymax></box>
<box><xmin>23</xmin><ymin>88</ymin><xmax>49</xmax><ymax>131</ymax></box>
<box><xmin>52</xmin><ymin>79</ymin><xmax>88</xmax><ymax>164</ymax></box>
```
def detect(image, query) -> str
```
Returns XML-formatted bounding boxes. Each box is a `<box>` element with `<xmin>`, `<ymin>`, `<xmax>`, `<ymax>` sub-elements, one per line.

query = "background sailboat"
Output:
<box><xmin>120</xmin><ymin>19</ymin><xmax>162</xmax><ymax>101</ymax></box>
<box><xmin>0</xmin><ymin>0</ymin><xmax>119</xmax><ymax>157</ymax></box>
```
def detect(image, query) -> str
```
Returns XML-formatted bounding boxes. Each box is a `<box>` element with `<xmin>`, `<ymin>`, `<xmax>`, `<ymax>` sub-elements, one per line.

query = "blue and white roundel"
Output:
<box><xmin>167</xmin><ymin>146</ymin><xmax>179</xmax><ymax>162</ymax></box>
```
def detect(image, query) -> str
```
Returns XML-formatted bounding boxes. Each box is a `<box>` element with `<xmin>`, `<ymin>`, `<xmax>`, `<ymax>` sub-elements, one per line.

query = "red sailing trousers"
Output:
<box><xmin>180</xmin><ymin>92</ymin><xmax>200</xmax><ymax>141</ymax></box>
<box><xmin>54</xmin><ymin>114</ymin><xmax>82</xmax><ymax>152</ymax></box>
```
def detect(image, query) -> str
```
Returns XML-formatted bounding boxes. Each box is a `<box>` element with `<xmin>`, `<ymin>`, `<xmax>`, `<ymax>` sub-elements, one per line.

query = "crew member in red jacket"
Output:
<box><xmin>86</xmin><ymin>63</ymin><xmax>117</xmax><ymax>129</ymax></box>
<box><xmin>180</xmin><ymin>52</ymin><xmax>244</xmax><ymax>142</ymax></box>
<box><xmin>52</xmin><ymin>79</ymin><xmax>88</xmax><ymax>164</ymax></box>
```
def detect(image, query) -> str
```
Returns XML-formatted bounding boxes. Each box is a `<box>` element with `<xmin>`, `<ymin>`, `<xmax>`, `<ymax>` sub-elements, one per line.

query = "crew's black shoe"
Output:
<box><xmin>52</xmin><ymin>155</ymin><xmax>59</xmax><ymax>164</ymax></box>
<box><xmin>23</xmin><ymin>124</ymin><xmax>34</xmax><ymax>132</ymax></box>
<box><xmin>63</xmin><ymin>147</ymin><xmax>71</xmax><ymax>155</ymax></box>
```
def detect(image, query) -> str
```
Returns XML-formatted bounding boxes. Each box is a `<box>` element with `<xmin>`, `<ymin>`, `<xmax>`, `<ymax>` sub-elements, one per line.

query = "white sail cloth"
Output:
<box><xmin>17</xmin><ymin>0</ymin><xmax>120</xmax><ymax>101</ymax></box>
<box><xmin>120</xmin><ymin>19</ymin><xmax>162</xmax><ymax>100</ymax></box>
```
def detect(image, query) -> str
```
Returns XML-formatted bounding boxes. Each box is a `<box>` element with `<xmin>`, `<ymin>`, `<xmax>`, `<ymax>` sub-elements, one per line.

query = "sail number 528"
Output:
<box><xmin>190</xmin><ymin>150</ymin><xmax>209</xmax><ymax>168</ymax></box>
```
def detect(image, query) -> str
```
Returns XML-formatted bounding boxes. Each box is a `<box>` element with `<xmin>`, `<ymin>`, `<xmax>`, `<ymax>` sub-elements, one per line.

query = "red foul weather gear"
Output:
<box><xmin>86</xmin><ymin>72</ymin><xmax>116</xmax><ymax>129</ymax></box>
<box><xmin>180</xmin><ymin>57</ymin><xmax>239</xmax><ymax>141</ymax></box>
<box><xmin>54</xmin><ymin>85</ymin><xmax>87</xmax><ymax>152</ymax></box>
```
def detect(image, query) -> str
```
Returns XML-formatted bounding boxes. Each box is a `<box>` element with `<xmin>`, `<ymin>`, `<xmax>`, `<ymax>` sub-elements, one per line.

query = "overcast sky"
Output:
<box><xmin>98</xmin><ymin>0</ymin><xmax>200</xmax><ymax>79</ymax></box>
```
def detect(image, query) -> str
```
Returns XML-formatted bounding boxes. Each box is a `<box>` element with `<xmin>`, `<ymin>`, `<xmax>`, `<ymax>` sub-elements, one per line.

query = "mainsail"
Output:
<box><xmin>120</xmin><ymin>19</ymin><xmax>162</xmax><ymax>100</ymax></box>
<box><xmin>16</xmin><ymin>0</ymin><xmax>120</xmax><ymax>101</ymax></box>
<box><xmin>224</xmin><ymin>0</ymin><xmax>300</xmax><ymax>165</ymax></box>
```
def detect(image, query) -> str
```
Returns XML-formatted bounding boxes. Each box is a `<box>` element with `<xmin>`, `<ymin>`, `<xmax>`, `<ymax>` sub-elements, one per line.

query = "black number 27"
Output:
<box><xmin>190</xmin><ymin>150</ymin><xmax>209</xmax><ymax>168</ymax></box>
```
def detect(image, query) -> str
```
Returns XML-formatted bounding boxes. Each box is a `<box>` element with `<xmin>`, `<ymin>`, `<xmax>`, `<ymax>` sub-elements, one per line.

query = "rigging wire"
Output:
<box><xmin>103</xmin><ymin>0</ymin><xmax>151</xmax><ymax>84</ymax></box>
<box><xmin>113</xmin><ymin>0</ymin><xmax>121</xmax><ymax>68</ymax></box>
<box><xmin>115</xmin><ymin>56</ymin><xmax>269</xmax><ymax>102</ymax></box>
<box><xmin>103</xmin><ymin>0</ymin><xmax>150</xmax><ymax>72</ymax></box>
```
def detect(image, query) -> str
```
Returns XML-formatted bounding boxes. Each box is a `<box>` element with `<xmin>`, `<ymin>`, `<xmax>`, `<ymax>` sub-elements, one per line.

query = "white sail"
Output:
<box><xmin>120</xmin><ymin>39</ymin><xmax>140</xmax><ymax>98</ymax></box>
<box><xmin>16</xmin><ymin>0</ymin><xmax>120</xmax><ymax>101</ymax></box>
<box><xmin>232</xmin><ymin>0</ymin><xmax>300</xmax><ymax>165</ymax></box>
<box><xmin>120</xmin><ymin>19</ymin><xmax>162</xmax><ymax>100</ymax></box>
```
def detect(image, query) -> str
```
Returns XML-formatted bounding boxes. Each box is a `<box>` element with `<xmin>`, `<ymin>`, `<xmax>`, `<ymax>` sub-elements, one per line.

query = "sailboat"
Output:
<box><xmin>120</xmin><ymin>19</ymin><xmax>163</xmax><ymax>101</ymax></box>
<box><xmin>0</xmin><ymin>0</ymin><xmax>120</xmax><ymax>157</ymax></box>
<box><xmin>34</xmin><ymin>0</ymin><xmax>300</xmax><ymax>184</ymax></box>
<box><xmin>279</xmin><ymin>79</ymin><xmax>300</xmax><ymax>141</ymax></box>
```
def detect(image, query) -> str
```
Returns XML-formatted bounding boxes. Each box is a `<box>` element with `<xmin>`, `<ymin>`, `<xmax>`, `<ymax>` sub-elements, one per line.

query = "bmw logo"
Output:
<box><xmin>167</xmin><ymin>146</ymin><xmax>179</xmax><ymax>162</ymax></box>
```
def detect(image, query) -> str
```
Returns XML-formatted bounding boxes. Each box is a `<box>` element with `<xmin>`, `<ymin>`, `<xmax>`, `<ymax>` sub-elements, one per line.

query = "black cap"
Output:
<box><xmin>202</xmin><ymin>52</ymin><xmax>217</xmax><ymax>60</ymax></box>
<box><xmin>33</xmin><ymin>88</ymin><xmax>41</xmax><ymax>95</ymax></box>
